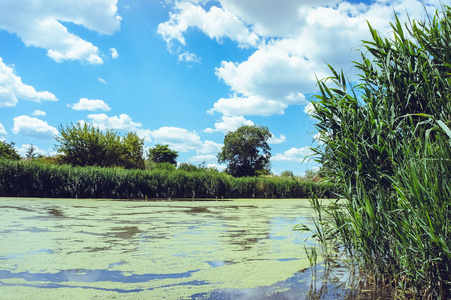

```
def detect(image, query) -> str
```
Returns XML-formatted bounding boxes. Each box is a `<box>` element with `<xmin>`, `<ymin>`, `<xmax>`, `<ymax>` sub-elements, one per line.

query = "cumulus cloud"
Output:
<box><xmin>70</xmin><ymin>98</ymin><xmax>111</xmax><ymax>111</ymax></box>
<box><xmin>272</xmin><ymin>147</ymin><xmax>312</xmax><ymax>163</ymax></box>
<box><xmin>0</xmin><ymin>57</ymin><xmax>57</xmax><ymax>107</ymax></box>
<box><xmin>159</xmin><ymin>0</ymin><xmax>441</xmax><ymax>117</ymax></box>
<box><xmin>0</xmin><ymin>0</ymin><xmax>121</xmax><ymax>64</ymax></box>
<box><xmin>13</xmin><ymin>115</ymin><xmax>58</xmax><ymax>140</ymax></box>
<box><xmin>0</xmin><ymin>123</ymin><xmax>7</xmax><ymax>140</ymax></box>
<box><xmin>268</xmin><ymin>134</ymin><xmax>286</xmax><ymax>144</ymax></box>
<box><xmin>87</xmin><ymin>113</ymin><xmax>141</xmax><ymax>130</ymax></box>
<box><xmin>110</xmin><ymin>48</ymin><xmax>119</xmax><ymax>59</ymax></box>
<box><xmin>204</xmin><ymin>115</ymin><xmax>254</xmax><ymax>133</ymax></box>
<box><xmin>158</xmin><ymin>1</ymin><xmax>259</xmax><ymax>52</ymax></box>
<box><xmin>189</xmin><ymin>154</ymin><xmax>217</xmax><ymax>163</ymax></box>
<box><xmin>208</xmin><ymin>95</ymin><xmax>287</xmax><ymax>116</ymax></box>
<box><xmin>32</xmin><ymin>110</ymin><xmax>46</xmax><ymax>116</ymax></box>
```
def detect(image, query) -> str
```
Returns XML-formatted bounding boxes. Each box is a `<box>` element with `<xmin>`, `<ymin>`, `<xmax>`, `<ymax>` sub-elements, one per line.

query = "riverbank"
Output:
<box><xmin>0</xmin><ymin>159</ymin><xmax>338</xmax><ymax>199</ymax></box>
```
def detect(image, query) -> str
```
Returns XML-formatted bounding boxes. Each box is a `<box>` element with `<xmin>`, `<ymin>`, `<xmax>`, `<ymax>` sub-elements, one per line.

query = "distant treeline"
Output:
<box><xmin>0</xmin><ymin>159</ymin><xmax>336</xmax><ymax>199</ymax></box>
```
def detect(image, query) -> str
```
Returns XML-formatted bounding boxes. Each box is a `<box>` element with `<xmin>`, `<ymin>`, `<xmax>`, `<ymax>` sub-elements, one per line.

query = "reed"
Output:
<box><xmin>0</xmin><ymin>159</ymin><xmax>334</xmax><ymax>200</ymax></box>
<box><xmin>308</xmin><ymin>6</ymin><xmax>451</xmax><ymax>298</ymax></box>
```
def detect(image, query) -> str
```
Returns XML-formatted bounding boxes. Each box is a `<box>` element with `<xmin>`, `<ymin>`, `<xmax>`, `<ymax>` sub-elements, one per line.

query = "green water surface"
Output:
<box><xmin>0</xmin><ymin>198</ymin><xmax>326</xmax><ymax>299</ymax></box>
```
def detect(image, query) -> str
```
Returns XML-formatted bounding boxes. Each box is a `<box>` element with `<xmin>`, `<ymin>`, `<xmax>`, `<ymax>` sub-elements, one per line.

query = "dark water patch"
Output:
<box><xmin>109</xmin><ymin>226</ymin><xmax>141</xmax><ymax>239</ymax></box>
<box><xmin>0</xmin><ymin>206</ymin><xmax>35</xmax><ymax>212</ymax></box>
<box><xmin>0</xmin><ymin>280</ymin><xmax>210</xmax><ymax>294</ymax></box>
<box><xmin>47</xmin><ymin>208</ymin><xmax>66</xmax><ymax>217</ymax></box>
<box><xmin>188</xmin><ymin>207</ymin><xmax>212</xmax><ymax>213</ymax></box>
<box><xmin>0</xmin><ymin>268</ymin><xmax>201</xmax><ymax>283</ymax></box>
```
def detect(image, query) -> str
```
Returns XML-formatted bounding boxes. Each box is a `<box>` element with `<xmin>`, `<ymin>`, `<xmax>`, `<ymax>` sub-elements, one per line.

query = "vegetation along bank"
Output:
<box><xmin>0</xmin><ymin>159</ymin><xmax>336</xmax><ymax>199</ymax></box>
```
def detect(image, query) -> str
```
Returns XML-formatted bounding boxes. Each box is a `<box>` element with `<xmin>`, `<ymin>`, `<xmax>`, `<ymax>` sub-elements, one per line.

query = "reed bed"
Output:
<box><xmin>308</xmin><ymin>7</ymin><xmax>451</xmax><ymax>298</ymax></box>
<box><xmin>0</xmin><ymin>159</ymin><xmax>336</xmax><ymax>199</ymax></box>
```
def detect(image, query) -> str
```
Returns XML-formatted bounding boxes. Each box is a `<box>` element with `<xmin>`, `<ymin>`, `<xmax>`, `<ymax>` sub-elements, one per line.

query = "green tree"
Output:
<box><xmin>147</xmin><ymin>144</ymin><xmax>178</xmax><ymax>166</ymax></box>
<box><xmin>121</xmin><ymin>132</ymin><xmax>145</xmax><ymax>169</ymax></box>
<box><xmin>55</xmin><ymin>123</ymin><xmax>144</xmax><ymax>169</ymax></box>
<box><xmin>218</xmin><ymin>125</ymin><xmax>272</xmax><ymax>177</ymax></box>
<box><xmin>25</xmin><ymin>144</ymin><xmax>42</xmax><ymax>159</ymax></box>
<box><xmin>0</xmin><ymin>141</ymin><xmax>20</xmax><ymax>160</ymax></box>
<box><xmin>280</xmin><ymin>170</ymin><xmax>294</xmax><ymax>179</ymax></box>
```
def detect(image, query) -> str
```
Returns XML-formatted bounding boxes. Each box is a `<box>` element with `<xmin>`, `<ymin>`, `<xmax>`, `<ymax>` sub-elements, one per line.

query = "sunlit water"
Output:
<box><xmin>0</xmin><ymin>198</ymin><xmax>355</xmax><ymax>299</ymax></box>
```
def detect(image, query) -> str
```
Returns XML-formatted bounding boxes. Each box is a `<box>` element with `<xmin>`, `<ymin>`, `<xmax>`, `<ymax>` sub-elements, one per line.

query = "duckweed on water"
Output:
<box><xmin>0</xmin><ymin>198</ymin><xmax>325</xmax><ymax>299</ymax></box>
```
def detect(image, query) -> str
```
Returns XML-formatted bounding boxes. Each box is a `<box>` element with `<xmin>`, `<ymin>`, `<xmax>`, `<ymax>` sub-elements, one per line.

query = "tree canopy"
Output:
<box><xmin>55</xmin><ymin>122</ymin><xmax>145</xmax><ymax>169</ymax></box>
<box><xmin>0</xmin><ymin>141</ymin><xmax>20</xmax><ymax>160</ymax></box>
<box><xmin>147</xmin><ymin>144</ymin><xmax>178</xmax><ymax>166</ymax></box>
<box><xmin>218</xmin><ymin>125</ymin><xmax>272</xmax><ymax>177</ymax></box>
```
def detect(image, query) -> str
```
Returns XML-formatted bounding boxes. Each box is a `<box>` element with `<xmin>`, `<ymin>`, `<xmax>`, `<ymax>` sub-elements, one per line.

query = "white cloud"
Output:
<box><xmin>13</xmin><ymin>115</ymin><xmax>58</xmax><ymax>140</ymax></box>
<box><xmin>98</xmin><ymin>78</ymin><xmax>107</xmax><ymax>84</ymax></box>
<box><xmin>87</xmin><ymin>113</ymin><xmax>141</xmax><ymax>130</ymax></box>
<box><xmin>268</xmin><ymin>134</ymin><xmax>286</xmax><ymax>144</ymax></box>
<box><xmin>0</xmin><ymin>123</ymin><xmax>7</xmax><ymax>140</ymax></box>
<box><xmin>157</xmin><ymin>1</ymin><xmax>259</xmax><ymax>52</ymax></box>
<box><xmin>0</xmin><ymin>57</ymin><xmax>57</xmax><ymax>107</ymax></box>
<box><xmin>208</xmin><ymin>95</ymin><xmax>287</xmax><ymax>116</ymax></box>
<box><xmin>272</xmin><ymin>147</ymin><xmax>312</xmax><ymax>163</ymax></box>
<box><xmin>204</xmin><ymin>115</ymin><xmax>254</xmax><ymax>133</ymax></box>
<box><xmin>110</xmin><ymin>47</ymin><xmax>119</xmax><ymax>59</ymax></box>
<box><xmin>178</xmin><ymin>51</ymin><xmax>201</xmax><ymax>63</ymax></box>
<box><xmin>189</xmin><ymin>154</ymin><xmax>217</xmax><ymax>163</ymax></box>
<box><xmin>32</xmin><ymin>110</ymin><xmax>46</xmax><ymax>116</ymax></box>
<box><xmin>199</xmin><ymin>0</ymin><xmax>441</xmax><ymax>117</ymax></box>
<box><xmin>70</xmin><ymin>98</ymin><xmax>111</xmax><ymax>111</ymax></box>
<box><xmin>149</xmin><ymin>126</ymin><xmax>203</xmax><ymax>152</ymax></box>
<box><xmin>197</xmin><ymin>140</ymin><xmax>222</xmax><ymax>155</ymax></box>
<box><xmin>0</xmin><ymin>0</ymin><xmax>121</xmax><ymax>64</ymax></box>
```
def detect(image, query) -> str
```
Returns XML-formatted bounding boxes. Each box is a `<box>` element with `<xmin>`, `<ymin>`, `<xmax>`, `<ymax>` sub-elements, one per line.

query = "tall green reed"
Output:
<box><xmin>308</xmin><ymin>6</ymin><xmax>451</xmax><ymax>298</ymax></box>
<box><xmin>0</xmin><ymin>159</ymin><xmax>332</xmax><ymax>200</ymax></box>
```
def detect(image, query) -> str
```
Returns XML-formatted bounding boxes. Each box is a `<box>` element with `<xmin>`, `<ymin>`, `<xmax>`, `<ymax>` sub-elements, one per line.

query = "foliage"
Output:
<box><xmin>146</xmin><ymin>162</ymin><xmax>176</xmax><ymax>172</ymax></box>
<box><xmin>0</xmin><ymin>159</ymin><xmax>336</xmax><ymax>199</ymax></box>
<box><xmin>147</xmin><ymin>144</ymin><xmax>178</xmax><ymax>166</ymax></box>
<box><xmin>280</xmin><ymin>170</ymin><xmax>295</xmax><ymax>179</ymax></box>
<box><xmin>177</xmin><ymin>162</ymin><xmax>200</xmax><ymax>172</ymax></box>
<box><xmin>55</xmin><ymin>123</ymin><xmax>145</xmax><ymax>169</ymax></box>
<box><xmin>25</xmin><ymin>144</ymin><xmax>42</xmax><ymax>159</ymax></box>
<box><xmin>0</xmin><ymin>141</ymin><xmax>20</xmax><ymax>160</ymax></box>
<box><xmin>309</xmin><ymin>7</ymin><xmax>451</xmax><ymax>298</ymax></box>
<box><xmin>218</xmin><ymin>125</ymin><xmax>272</xmax><ymax>177</ymax></box>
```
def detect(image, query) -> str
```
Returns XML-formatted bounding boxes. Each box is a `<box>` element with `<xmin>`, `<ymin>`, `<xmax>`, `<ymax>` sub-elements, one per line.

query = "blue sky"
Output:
<box><xmin>0</xmin><ymin>0</ymin><xmax>441</xmax><ymax>175</ymax></box>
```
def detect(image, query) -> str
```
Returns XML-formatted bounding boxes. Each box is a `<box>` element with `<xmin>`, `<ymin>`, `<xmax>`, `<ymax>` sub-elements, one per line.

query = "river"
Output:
<box><xmin>0</xmin><ymin>198</ymin><xmax>356</xmax><ymax>299</ymax></box>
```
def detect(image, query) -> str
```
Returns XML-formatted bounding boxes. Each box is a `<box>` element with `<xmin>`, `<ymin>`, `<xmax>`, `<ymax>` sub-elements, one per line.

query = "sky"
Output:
<box><xmin>0</xmin><ymin>0</ymin><xmax>443</xmax><ymax>175</ymax></box>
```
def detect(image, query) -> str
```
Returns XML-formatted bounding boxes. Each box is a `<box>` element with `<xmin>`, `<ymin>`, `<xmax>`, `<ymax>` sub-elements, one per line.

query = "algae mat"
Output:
<box><xmin>0</xmin><ymin>198</ymin><xmax>321</xmax><ymax>299</ymax></box>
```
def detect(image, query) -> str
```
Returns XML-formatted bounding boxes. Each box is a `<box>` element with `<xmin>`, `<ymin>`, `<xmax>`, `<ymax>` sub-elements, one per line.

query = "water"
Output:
<box><xmin>0</xmin><ymin>198</ymin><xmax>356</xmax><ymax>299</ymax></box>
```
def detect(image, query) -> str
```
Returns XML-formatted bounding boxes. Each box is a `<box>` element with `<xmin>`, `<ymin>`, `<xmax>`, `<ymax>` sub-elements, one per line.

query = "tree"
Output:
<box><xmin>0</xmin><ymin>141</ymin><xmax>20</xmax><ymax>160</ymax></box>
<box><xmin>147</xmin><ymin>144</ymin><xmax>178</xmax><ymax>166</ymax></box>
<box><xmin>121</xmin><ymin>132</ymin><xmax>145</xmax><ymax>169</ymax></box>
<box><xmin>218</xmin><ymin>125</ymin><xmax>272</xmax><ymax>177</ymax></box>
<box><xmin>25</xmin><ymin>144</ymin><xmax>42</xmax><ymax>159</ymax></box>
<box><xmin>55</xmin><ymin>122</ymin><xmax>145</xmax><ymax>169</ymax></box>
